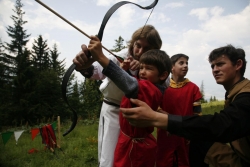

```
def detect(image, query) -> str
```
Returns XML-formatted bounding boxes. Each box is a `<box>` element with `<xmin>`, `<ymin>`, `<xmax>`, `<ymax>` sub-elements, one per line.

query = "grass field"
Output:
<box><xmin>202</xmin><ymin>100</ymin><xmax>224</xmax><ymax>115</ymax></box>
<box><xmin>0</xmin><ymin>101</ymin><xmax>224</xmax><ymax>167</ymax></box>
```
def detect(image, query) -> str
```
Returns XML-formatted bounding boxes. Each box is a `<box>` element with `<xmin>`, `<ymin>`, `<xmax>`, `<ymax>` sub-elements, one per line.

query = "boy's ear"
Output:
<box><xmin>160</xmin><ymin>71</ymin><xmax>169</xmax><ymax>81</ymax></box>
<box><xmin>171</xmin><ymin>66</ymin><xmax>174</xmax><ymax>73</ymax></box>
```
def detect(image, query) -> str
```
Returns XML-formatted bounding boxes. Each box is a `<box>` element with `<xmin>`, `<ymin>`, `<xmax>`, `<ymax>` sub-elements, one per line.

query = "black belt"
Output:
<box><xmin>103</xmin><ymin>99</ymin><xmax>120</xmax><ymax>107</ymax></box>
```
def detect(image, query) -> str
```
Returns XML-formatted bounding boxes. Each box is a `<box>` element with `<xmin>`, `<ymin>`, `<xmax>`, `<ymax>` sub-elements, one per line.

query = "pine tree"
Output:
<box><xmin>200</xmin><ymin>80</ymin><xmax>206</xmax><ymax>103</ymax></box>
<box><xmin>0</xmin><ymin>38</ymin><xmax>4</xmax><ymax>69</ymax></box>
<box><xmin>50</xmin><ymin>43</ymin><xmax>65</xmax><ymax>79</ymax></box>
<box><xmin>1</xmin><ymin>0</ymin><xmax>32</xmax><ymax>125</ymax></box>
<box><xmin>80</xmin><ymin>79</ymin><xmax>103</xmax><ymax>119</ymax></box>
<box><xmin>4</xmin><ymin>0</ymin><xmax>30</xmax><ymax>73</ymax></box>
<box><xmin>68</xmin><ymin>80</ymin><xmax>81</xmax><ymax>114</ymax></box>
<box><xmin>30</xmin><ymin>38</ymin><xmax>68</xmax><ymax>121</ymax></box>
<box><xmin>0</xmin><ymin>38</ymin><xmax>13</xmax><ymax>126</ymax></box>
<box><xmin>210</xmin><ymin>96</ymin><xmax>213</xmax><ymax>102</ymax></box>
<box><xmin>111</xmin><ymin>36</ymin><xmax>126</xmax><ymax>52</ymax></box>
<box><xmin>12</xmin><ymin>48</ymin><xmax>36</xmax><ymax>124</ymax></box>
<box><xmin>29</xmin><ymin>35</ymin><xmax>51</xmax><ymax>121</ymax></box>
<box><xmin>0</xmin><ymin>37</ymin><xmax>12</xmax><ymax>98</ymax></box>
<box><xmin>32</xmin><ymin>69</ymin><xmax>62</xmax><ymax>118</ymax></box>
<box><xmin>0</xmin><ymin>38</ymin><xmax>8</xmax><ymax>92</ymax></box>
<box><xmin>31</xmin><ymin>35</ymin><xmax>50</xmax><ymax>71</ymax></box>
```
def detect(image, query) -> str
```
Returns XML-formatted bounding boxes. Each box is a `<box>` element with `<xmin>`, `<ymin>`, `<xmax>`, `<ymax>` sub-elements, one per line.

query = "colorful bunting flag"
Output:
<box><xmin>2</xmin><ymin>131</ymin><xmax>14</xmax><ymax>145</ymax></box>
<box><xmin>31</xmin><ymin>128</ymin><xmax>40</xmax><ymax>141</ymax></box>
<box><xmin>1</xmin><ymin>120</ymin><xmax>59</xmax><ymax>146</ymax></box>
<box><xmin>14</xmin><ymin>130</ymin><xmax>24</xmax><ymax>145</ymax></box>
<box><xmin>51</xmin><ymin>121</ymin><xmax>57</xmax><ymax>130</ymax></box>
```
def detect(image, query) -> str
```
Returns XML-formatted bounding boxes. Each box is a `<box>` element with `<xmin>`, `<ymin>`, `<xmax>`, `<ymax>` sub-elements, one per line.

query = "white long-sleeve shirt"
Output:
<box><xmin>90</xmin><ymin>49</ymin><xmax>131</xmax><ymax>105</ymax></box>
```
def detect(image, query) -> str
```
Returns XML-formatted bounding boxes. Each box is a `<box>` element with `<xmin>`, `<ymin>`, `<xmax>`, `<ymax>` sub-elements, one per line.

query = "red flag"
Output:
<box><xmin>31</xmin><ymin>128</ymin><xmax>40</xmax><ymax>141</ymax></box>
<box><xmin>28</xmin><ymin>148</ymin><xmax>38</xmax><ymax>154</ymax></box>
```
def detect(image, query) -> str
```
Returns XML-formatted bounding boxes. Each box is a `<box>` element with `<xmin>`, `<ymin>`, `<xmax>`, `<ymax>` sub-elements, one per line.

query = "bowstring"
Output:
<box><xmin>138</xmin><ymin>6</ymin><xmax>155</xmax><ymax>37</ymax></box>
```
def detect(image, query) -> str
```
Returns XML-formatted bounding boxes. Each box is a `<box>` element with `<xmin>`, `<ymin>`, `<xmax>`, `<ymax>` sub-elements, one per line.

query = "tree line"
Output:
<box><xmin>0</xmin><ymin>0</ymin><xmax>103</xmax><ymax>128</ymax></box>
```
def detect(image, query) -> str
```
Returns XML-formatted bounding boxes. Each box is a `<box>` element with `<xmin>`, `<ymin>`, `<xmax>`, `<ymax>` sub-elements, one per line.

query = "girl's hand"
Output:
<box><xmin>120</xmin><ymin>58</ymin><xmax>131</xmax><ymax>70</ymax></box>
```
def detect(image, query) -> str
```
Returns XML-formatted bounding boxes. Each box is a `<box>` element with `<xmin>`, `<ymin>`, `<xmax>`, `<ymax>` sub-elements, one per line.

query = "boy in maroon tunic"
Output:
<box><xmin>156</xmin><ymin>54</ymin><xmax>202</xmax><ymax>167</ymax></box>
<box><xmin>88</xmin><ymin>35</ymin><xmax>171</xmax><ymax>167</ymax></box>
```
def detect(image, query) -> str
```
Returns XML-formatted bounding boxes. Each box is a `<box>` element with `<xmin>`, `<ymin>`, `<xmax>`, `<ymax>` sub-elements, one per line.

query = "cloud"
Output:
<box><xmin>150</xmin><ymin>12</ymin><xmax>171</xmax><ymax>23</ymax></box>
<box><xmin>210</xmin><ymin>6</ymin><xmax>224</xmax><ymax>16</ymax></box>
<box><xmin>96</xmin><ymin>0</ymin><xmax>116</xmax><ymax>6</ymax></box>
<box><xmin>0</xmin><ymin>0</ymin><xmax>14</xmax><ymax>26</ymax></box>
<box><xmin>24</xmin><ymin>4</ymin><xmax>76</xmax><ymax>31</ymax></box>
<box><xmin>189</xmin><ymin>6</ymin><xmax>224</xmax><ymax>21</ymax></box>
<box><xmin>23</xmin><ymin>0</ymin><xmax>34</xmax><ymax>6</ymax></box>
<box><xmin>185</xmin><ymin>4</ymin><xmax>250</xmax><ymax>48</ymax></box>
<box><xmin>203</xmin><ymin>6</ymin><xmax>250</xmax><ymax>44</ymax></box>
<box><xmin>0</xmin><ymin>0</ymin><xmax>14</xmax><ymax>18</ymax></box>
<box><xmin>96</xmin><ymin>0</ymin><xmax>143</xmax><ymax>6</ymax></box>
<box><xmin>189</xmin><ymin>8</ymin><xmax>210</xmax><ymax>20</ymax></box>
<box><xmin>164</xmin><ymin>2</ymin><xmax>184</xmax><ymax>8</ymax></box>
<box><xmin>20</xmin><ymin>0</ymin><xmax>102</xmax><ymax>39</ymax></box>
<box><xmin>6</xmin><ymin>0</ymin><xmax>92</xmax><ymax>37</ymax></box>
<box><xmin>117</xmin><ymin>5</ymin><xmax>136</xmax><ymax>26</ymax></box>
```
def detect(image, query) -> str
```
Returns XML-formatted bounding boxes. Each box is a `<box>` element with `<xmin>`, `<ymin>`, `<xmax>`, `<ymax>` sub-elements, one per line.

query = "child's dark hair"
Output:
<box><xmin>208</xmin><ymin>44</ymin><xmax>247</xmax><ymax>76</ymax></box>
<box><xmin>140</xmin><ymin>49</ymin><xmax>171</xmax><ymax>82</ymax></box>
<box><xmin>170</xmin><ymin>54</ymin><xmax>189</xmax><ymax>66</ymax></box>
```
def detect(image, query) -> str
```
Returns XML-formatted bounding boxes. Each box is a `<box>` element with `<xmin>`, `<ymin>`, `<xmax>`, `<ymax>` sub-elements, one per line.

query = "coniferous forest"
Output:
<box><xmin>0</xmin><ymin>0</ymin><xmax>104</xmax><ymax>129</ymax></box>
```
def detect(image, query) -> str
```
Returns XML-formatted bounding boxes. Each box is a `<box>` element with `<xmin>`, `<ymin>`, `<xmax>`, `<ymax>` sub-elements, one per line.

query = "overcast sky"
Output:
<box><xmin>1</xmin><ymin>0</ymin><xmax>250</xmax><ymax>100</ymax></box>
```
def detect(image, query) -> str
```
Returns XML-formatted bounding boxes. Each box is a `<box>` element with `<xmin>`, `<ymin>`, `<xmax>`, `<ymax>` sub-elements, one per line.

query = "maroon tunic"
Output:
<box><xmin>157</xmin><ymin>81</ymin><xmax>202</xmax><ymax>167</ymax></box>
<box><xmin>113</xmin><ymin>80</ymin><xmax>163</xmax><ymax>167</ymax></box>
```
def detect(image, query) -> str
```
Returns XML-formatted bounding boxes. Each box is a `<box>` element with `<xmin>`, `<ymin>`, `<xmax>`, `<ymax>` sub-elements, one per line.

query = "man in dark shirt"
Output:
<box><xmin>120</xmin><ymin>44</ymin><xmax>250</xmax><ymax>167</ymax></box>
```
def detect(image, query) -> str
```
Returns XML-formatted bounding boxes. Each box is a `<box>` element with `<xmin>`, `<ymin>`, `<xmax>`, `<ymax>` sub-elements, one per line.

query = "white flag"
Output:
<box><xmin>14</xmin><ymin>130</ymin><xmax>24</xmax><ymax>144</ymax></box>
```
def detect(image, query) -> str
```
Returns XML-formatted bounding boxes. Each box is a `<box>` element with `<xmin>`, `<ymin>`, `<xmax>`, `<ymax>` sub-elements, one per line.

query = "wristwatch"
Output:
<box><xmin>76</xmin><ymin>65</ymin><xmax>94</xmax><ymax>78</ymax></box>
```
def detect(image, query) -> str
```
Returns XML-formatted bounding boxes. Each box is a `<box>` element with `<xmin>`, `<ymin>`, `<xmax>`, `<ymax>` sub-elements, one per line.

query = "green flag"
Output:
<box><xmin>51</xmin><ymin>121</ymin><xmax>57</xmax><ymax>130</ymax></box>
<box><xmin>2</xmin><ymin>131</ymin><xmax>14</xmax><ymax>145</ymax></box>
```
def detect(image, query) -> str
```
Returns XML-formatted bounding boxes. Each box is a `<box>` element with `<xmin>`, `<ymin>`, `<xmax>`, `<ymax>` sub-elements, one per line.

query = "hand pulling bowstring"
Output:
<box><xmin>35</xmin><ymin>0</ymin><xmax>158</xmax><ymax>136</ymax></box>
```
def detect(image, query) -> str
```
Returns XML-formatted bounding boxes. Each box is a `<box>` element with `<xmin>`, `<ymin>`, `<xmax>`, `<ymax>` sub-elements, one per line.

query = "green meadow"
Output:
<box><xmin>202</xmin><ymin>100</ymin><xmax>224</xmax><ymax>115</ymax></box>
<box><xmin>0</xmin><ymin>119</ymin><xmax>99</xmax><ymax>167</ymax></box>
<box><xmin>0</xmin><ymin>101</ymin><xmax>224</xmax><ymax>167</ymax></box>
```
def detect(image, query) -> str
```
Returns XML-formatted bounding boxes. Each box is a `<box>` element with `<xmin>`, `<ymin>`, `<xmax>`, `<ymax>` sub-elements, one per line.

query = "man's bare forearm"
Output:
<box><xmin>154</xmin><ymin>112</ymin><xmax>168</xmax><ymax>130</ymax></box>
